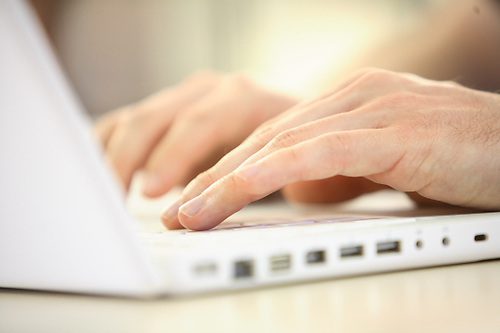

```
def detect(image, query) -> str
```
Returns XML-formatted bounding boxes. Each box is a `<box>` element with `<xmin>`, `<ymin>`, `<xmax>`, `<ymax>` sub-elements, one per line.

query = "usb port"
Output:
<box><xmin>233</xmin><ymin>260</ymin><xmax>254</xmax><ymax>279</ymax></box>
<box><xmin>340</xmin><ymin>245</ymin><xmax>364</xmax><ymax>259</ymax></box>
<box><xmin>306</xmin><ymin>250</ymin><xmax>326</xmax><ymax>265</ymax></box>
<box><xmin>376</xmin><ymin>240</ymin><xmax>401</xmax><ymax>255</ymax></box>
<box><xmin>270</xmin><ymin>254</ymin><xmax>291</xmax><ymax>272</ymax></box>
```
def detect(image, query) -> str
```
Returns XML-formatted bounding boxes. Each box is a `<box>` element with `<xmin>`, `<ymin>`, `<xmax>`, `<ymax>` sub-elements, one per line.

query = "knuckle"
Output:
<box><xmin>115</xmin><ymin>107</ymin><xmax>151</xmax><ymax>132</ymax></box>
<box><xmin>329</xmin><ymin>132</ymin><xmax>351</xmax><ymax>155</ymax></box>
<box><xmin>357</xmin><ymin>68</ymin><xmax>392</xmax><ymax>84</ymax></box>
<box><xmin>114</xmin><ymin>109</ymin><xmax>133</xmax><ymax>127</ymax></box>
<box><xmin>350</xmin><ymin>67</ymin><xmax>380</xmax><ymax>79</ymax></box>
<box><xmin>179</xmin><ymin>108</ymin><xmax>215</xmax><ymax>126</ymax></box>
<box><xmin>393</xmin><ymin>124</ymin><xmax>415</xmax><ymax>146</ymax></box>
<box><xmin>193</xmin><ymin>168</ymin><xmax>219</xmax><ymax>189</ymax></box>
<box><xmin>373</xmin><ymin>91</ymin><xmax>423</xmax><ymax>109</ymax></box>
<box><xmin>250</xmin><ymin>123</ymin><xmax>277</xmax><ymax>147</ymax></box>
<box><xmin>269</xmin><ymin>130</ymin><xmax>301</xmax><ymax>150</ymax></box>
<box><xmin>229</xmin><ymin>172</ymin><xmax>264</xmax><ymax>198</ymax></box>
<box><xmin>286</xmin><ymin>146</ymin><xmax>302</xmax><ymax>163</ymax></box>
<box><xmin>326</xmin><ymin>133</ymin><xmax>352</xmax><ymax>172</ymax></box>
<box><xmin>184</xmin><ymin>70</ymin><xmax>222</xmax><ymax>85</ymax></box>
<box><xmin>440</xmin><ymin>80</ymin><xmax>461</xmax><ymax>89</ymax></box>
<box><xmin>226</xmin><ymin>73</ymin><xmax>254</xmax><ymax>89</ymax></box>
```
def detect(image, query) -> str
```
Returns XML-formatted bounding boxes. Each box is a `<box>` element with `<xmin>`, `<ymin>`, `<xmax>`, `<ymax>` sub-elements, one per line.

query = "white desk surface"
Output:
<box><xmin>1</xmin><ymin>190</ymin><xmax>499</xmax><ymax>333</ymax></box>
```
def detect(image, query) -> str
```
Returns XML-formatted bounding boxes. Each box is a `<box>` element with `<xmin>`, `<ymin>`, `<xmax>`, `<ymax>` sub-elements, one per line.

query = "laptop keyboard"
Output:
<box><xmin>137</xmin><ymin>215</ymin><xmax>400</xmax><ymax>248</ymax></box>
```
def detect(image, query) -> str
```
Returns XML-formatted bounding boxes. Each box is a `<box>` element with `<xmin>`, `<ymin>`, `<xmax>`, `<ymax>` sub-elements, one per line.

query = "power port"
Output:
<box><xmin>474</xmin><ymin>234</ymin><xmax>488</xmax><ymax>242</ymax></box>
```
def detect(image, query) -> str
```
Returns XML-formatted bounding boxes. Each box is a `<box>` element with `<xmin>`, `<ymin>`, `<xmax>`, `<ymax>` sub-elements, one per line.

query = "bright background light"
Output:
<box><xmin>47</xmin><ymin>0</ymin><xmax>441</xmax><ymax>116</ymax></box>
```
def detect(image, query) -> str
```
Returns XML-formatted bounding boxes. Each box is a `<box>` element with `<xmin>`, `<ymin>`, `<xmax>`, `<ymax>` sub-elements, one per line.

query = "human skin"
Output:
<box><xmin>91</xmin><ymin>0</ymin><xmax>500</xmax><ymax>229</ymax></box>
<box><xmin>92</xmin><ymin>0</ymin><xmax>500</xmax><ymax>200</ymax></box>
<box><xmin>95</xmin><ymin>71</ymin><xmax>297</xmax><ymax>197</ymax></box>
<box><xmin>161</xmin><ymin>68</ymin><xmax>500</xmax><ymax>230</ymax></box>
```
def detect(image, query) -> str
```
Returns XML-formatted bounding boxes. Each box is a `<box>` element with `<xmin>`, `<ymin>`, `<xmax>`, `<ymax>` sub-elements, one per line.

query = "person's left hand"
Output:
<box><xmin>162</xmin><ymin>68</ymin><xmax>500</xmax><ymax>230</ymax></box>
<box><xmin>94</xmin><ymin>71</ymin><xmax>296</xmax><ymax>197</ymax></box>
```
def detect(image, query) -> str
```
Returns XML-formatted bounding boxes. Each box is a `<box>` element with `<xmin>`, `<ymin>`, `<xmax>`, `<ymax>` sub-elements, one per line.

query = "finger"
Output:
<box><xmin>142</xmin><ymin>106</ymin><xmax>231</xmax><ymax>198</ymax></box>
<box><xmin>149</xmin><ymin>76</ymin><xmax>291</xmax><ymax>202</ymax></box>
<box><xmin>177</xmin><ymin>128</ymin><xmax>402</xmax><ymax>230</ymax></box>
<box><xmin>239</xmin><ymin>102</ymin><xmax>393</xmax><ymax>168</ymax></box>
<box><xmin>248</xmin><ymin>97</ymin><xmax>399</xmax><ymax>204</ymax></box>
<box><xmin>160</xmin><ymin>139</ymin><xmax>259</xmax><ymax>229</ymax></box>
<box><xmin>105</xmin><ymin>75</ymin><xmax>221</xmax><ymax>189</ymax></box>
<box><xmin>161</xmin><ymin>199</ymin><xmax>185</xmax><ymax>229</ymax></box>
<box><xmin>160</xmin><ymin>71</ymin><xmax>394</xmax><ymax>227</ymax></box>
<box><xmin>406</xmin><ymin>192</ymin><xmax>454</xmax><ymax>207</ymax></box>
<box><xmin>184</xmin><ymin>69</ymin><xmax>417</xmax><ymax>186</ymax></box>
<box><xmin>162</xmin><ymin>69</ymin><xmax>431</xmax><ymax>227</ymax></box>
<box><xmin>167</xmin><ymin>74</ymin><xmax>379</xmax><ymax>196</ymax></box>
<box><xmin>282</xmin><ymin>176</ymin><xmax>388</xmax><ymax>204</ymax></box>
<box><xmin>94</xmin><ymin>109</ymin><xmax>124</xmax><ymax>148</ymax></box>
<box><xmin>106</xmin><ymin>111</ymin><xmax>172</xmax><ymax>188</ymax></box>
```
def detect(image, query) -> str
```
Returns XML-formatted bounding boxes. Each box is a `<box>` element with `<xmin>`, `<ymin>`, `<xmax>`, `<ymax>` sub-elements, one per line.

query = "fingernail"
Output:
<box><xmin>236</xmin><ymin>164</ymin><xmax>260</xmax><ymax>181</ymax></box>
<box><xmin>161</xmin><ymin>199</ymin><xmax>182</xmax><ymax>221</ymax></box>
<box><xmin>179</xmin><ymin>196</ymin><xmax>205</xmax><ymax>218</ymax></box>
<box><xmin>142</xmin><ymin>172</ymin><xmax>162</xmax><ymax>196</ymax></box>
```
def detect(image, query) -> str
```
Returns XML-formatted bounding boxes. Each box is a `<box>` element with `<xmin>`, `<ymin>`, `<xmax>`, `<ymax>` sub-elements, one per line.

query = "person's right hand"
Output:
<box><xmin>94</xmin><ymin>71</ymin><xmax>297</xmax><ymax>198</ymax></box>
<box><xmin>162</xmin><ymin>68</ymin><xmax>500</xmax><ymax>230</ymax></box>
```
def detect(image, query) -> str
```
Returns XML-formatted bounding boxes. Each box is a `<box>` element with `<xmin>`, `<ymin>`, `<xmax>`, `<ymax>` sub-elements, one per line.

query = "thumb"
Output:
<box><xmin>282</xmin><ymin>176</ymin><xmax>387</xmax><ymax>204</ymax></box>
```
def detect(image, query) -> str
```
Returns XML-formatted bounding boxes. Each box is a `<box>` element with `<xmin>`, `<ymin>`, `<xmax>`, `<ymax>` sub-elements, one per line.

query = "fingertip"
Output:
<box><xmin>142</xmin><ymin>172</ymin><xmax>171</xmax><ymax>198</ymax></box>
<box><xmin>102</xmin><ymin>154</ymin><xmax>126</xmax><ymax>190</ymax></box>
<box><xmin>175</xmin><ymin>197</ymin><xmax>212</xmax><ymax>230</ymax></box>
<box><xmin>161</xmin><ymin>199</ymin><xmax>183</xmax><ymax>229</ymax></box>
<box><xmin>161</xmin><ymin>215</ymin><xmax>185</xmax><ymax>230</ymax></box>
<box><xmin>177</xmin><ymin>212</ymin><xmax>214</xmax><ymax>231</ymax></box>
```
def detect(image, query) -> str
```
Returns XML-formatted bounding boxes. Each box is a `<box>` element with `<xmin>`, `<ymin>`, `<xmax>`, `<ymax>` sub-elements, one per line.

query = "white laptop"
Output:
<box><xmin>1</xmin><ymin>0</ymin><xmax>499</xmax><ymax>298</ymax></box>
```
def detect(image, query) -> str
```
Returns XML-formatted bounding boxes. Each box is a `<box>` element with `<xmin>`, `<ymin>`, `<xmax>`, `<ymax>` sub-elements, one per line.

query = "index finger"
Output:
<box><xmin>177</xmin><ymin>128</ymin><xmax>403</xmax><ymax>230</ymax></box>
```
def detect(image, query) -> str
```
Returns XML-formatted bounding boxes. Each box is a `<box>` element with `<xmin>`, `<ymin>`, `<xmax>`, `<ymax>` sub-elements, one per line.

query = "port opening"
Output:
<box><xmin>442</xmin><ymin>237</ymin><xmax>450</xmax><ymax>247</ymax></box>
<box><xmin>270</xmin><ymin>254</ymin><xmax>292</xmax><ymax>272</ymax></box>
<box><xmin>233</xmin><ymin>260</ymin><xmax>254</xmax><ymax>279</ymax></box>
<box><xmin>306</xmin><ymin>250</ymin><xmax>326</xmax><ymax>265</ymax></box>
<box><xmin>474</xmin><ymin>233</ymin><xmax>488</xmax><ymax>242</ymax></box>
<box><xmin>193</xmin><ymin>262</ymin><xmax>217</xmax><ymax>277</ymax></box>
<box><xmin>339</xmin><ymin>245</ymin><xmax>364</xmax><ymax>259</ymax></box>
<box><xmin>376</xmin><ymin>240</ymin><xmax>401</xmax><ymax>255</ymax></box>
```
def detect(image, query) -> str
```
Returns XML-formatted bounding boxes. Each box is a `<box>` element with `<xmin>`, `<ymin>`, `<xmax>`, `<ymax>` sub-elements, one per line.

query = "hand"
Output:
<box><xmin>163</xmin><ymin>68</ymin><xmax>500</xmax><ymax>230</ymax></box>
<box><xmin>94</xmin><ymin>71</ymin><xmax>297</xmax><ymax>197</ymax></box>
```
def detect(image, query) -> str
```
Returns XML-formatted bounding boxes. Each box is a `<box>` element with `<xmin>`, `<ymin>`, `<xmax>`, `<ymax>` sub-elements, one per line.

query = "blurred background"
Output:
<box><xmin>29</xmin><ymin>0</ymin><xmax>479</xmax><ymax>117</ymax></box>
